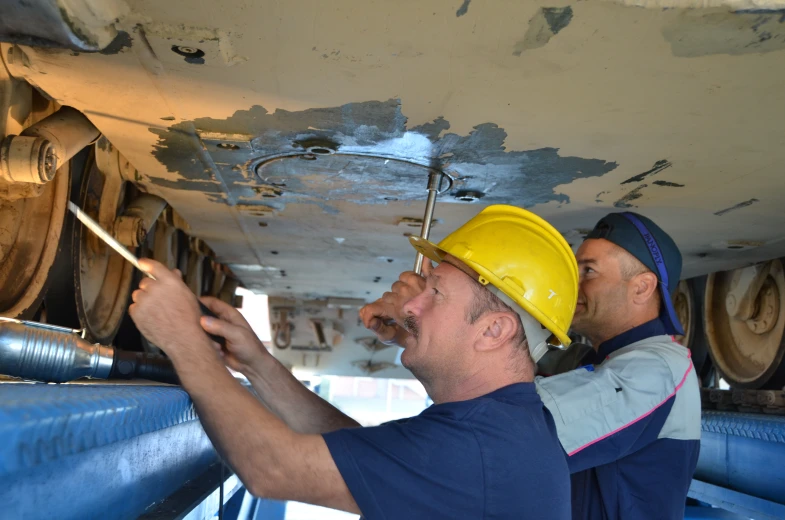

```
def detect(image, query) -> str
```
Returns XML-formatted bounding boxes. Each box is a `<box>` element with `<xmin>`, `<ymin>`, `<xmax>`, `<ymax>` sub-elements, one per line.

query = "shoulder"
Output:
<box><xmin>537</xmin><ymin>336</ymin><xmax>691</xmax><ymax>397</ymax></box>
<box><xmin>604</xmin><ymin>336</ymin><xmax>694</xmax><ymax>392</ymax></box>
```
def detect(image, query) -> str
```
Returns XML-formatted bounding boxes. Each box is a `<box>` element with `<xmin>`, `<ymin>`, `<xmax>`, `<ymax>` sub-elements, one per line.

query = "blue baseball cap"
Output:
<box><xmin>586</xmin><ymin>212</ymin><xmax>684</xmax><ymax>335</ymax></box>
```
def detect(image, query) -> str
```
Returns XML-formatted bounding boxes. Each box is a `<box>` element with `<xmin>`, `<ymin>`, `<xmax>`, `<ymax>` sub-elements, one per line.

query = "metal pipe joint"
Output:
<box><xmin>0</xmin><ymin>318</ymin><xmax>179</xmax><ymax>385</ymax></box>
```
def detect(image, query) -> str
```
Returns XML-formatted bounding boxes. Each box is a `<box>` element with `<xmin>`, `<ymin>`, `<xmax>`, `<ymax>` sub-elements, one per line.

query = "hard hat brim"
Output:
<box><xmin>408</xmin><ymin>235</ymin><xmax>448</xmax><ymax>265</ymax></box>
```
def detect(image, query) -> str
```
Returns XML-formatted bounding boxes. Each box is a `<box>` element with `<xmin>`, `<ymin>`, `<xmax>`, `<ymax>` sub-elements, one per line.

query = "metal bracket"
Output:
<box><xmin>725</xmin><ymin>261</ymin><xmax>773</xmax><ymax>320</ymax></box>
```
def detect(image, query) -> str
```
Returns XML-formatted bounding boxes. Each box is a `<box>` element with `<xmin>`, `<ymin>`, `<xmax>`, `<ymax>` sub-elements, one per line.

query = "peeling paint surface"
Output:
<box><xmin>715</xmin><ymin>198</ymin><xmax>760</xmax><ymax>216</ymax></box>
<box><xmin>614</xmin><ymin>184</ymin><xmax>648</xmax><ymax>208</ymax></box>
<box><xmin>663</xmin><ymin>10</ymin><xmax>785</xmax><ymax>57</ymax></box>
<box><xmin>514</xmin><ymin>6</ymin><xmax>574</xmax><ymax>55</ymax></box>
<box><xmin>99</xmin><ymin>31</ymin><xmax>132</xmax><ymax>55</ymax></box>
<box><xmin>149</xmin><ymin>100</ymin><xmax>617</xmax><ymax>211</ymax></box>
<box><xmin>456</xmin><ymin>0</ymin><xmax>472</xmax><ymax>17</ymax></box>
<box><xmin>622</xmin><ymin>160</ymin><xmax>672</xmax><ymax>184</ymax></box>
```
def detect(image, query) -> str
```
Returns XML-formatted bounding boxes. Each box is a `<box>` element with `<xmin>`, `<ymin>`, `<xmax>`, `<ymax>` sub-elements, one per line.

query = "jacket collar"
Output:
<box><xmin>595</xmin><ymin>318</ymin><xmax>668</xmax><ymax>360</ymax></box>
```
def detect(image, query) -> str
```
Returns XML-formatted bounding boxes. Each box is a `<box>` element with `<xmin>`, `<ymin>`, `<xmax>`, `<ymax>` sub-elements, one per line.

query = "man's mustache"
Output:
<box><xmin>404</xmin><ymin>316</ymin><xmax>420</xmax><ymax>338</ymax></box>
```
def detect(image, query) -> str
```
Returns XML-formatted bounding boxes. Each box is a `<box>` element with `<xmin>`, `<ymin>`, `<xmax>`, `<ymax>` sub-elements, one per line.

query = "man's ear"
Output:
<box><xmin>477</xmin><ymin>313</ymin><xmax>519</xmax><ymax>352</ymax></box>
<box><xmin>632</xmin><ymin>271</ymin><xmax>659</xmax><ymax>304</ymax></box>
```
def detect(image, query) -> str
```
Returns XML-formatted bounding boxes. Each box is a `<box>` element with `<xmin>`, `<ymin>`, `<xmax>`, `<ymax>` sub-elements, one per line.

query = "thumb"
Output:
<box><xmin>368</xmin><ymin>317</ymin><xmax>397</xmax><ymax>342</ymax></box>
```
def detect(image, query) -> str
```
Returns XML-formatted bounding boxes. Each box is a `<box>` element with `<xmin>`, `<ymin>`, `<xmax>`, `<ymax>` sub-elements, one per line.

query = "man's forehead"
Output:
<box><xmin>429</xmin><ymin>257</ymin><xmax>483</xmax><ymax>292</ymax></box>
<box><xmin>578</xmin><ymin>238</ymin><xmax>631</xmax><ymax>265</ymax></box>
<box><xmin>577</xmin><ymin>238</ymin><xmax>613</xmax><ymax>258</ymax></box>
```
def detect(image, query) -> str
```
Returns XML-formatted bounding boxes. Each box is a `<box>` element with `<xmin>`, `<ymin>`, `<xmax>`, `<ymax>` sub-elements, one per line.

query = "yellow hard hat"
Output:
<box><xmin>409</xmin><ymin>204</ymin><xmax>578</xmax><ymax>348</ymax></box>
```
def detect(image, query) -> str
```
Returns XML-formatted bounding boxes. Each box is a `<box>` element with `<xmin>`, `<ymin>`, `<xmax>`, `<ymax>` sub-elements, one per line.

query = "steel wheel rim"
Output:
<box><xmin>74</xmin><ymin>154</ymin><xmax>134</xmax><ymax>343</ymax></box>
<box><xmin>704</xmin><ymin>259</ymin><xmax>785</xmax><ymax>387</ymax></box>
<box><xmin>672</xmin><ymin>280</ymin><xmax>693</xmax><ymax>347</ymax></box>
<box><xmin>0</xmin><ymin>162</ymin><xmax>70</xmax><ymax>317</ymax></box>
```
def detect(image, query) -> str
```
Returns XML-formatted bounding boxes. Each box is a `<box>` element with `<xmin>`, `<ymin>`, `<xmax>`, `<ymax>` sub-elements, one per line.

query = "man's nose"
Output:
<box><xmin>402</xmin><ymin>290</ymin><xmax>425</xmax><ymax>317</ymax></box>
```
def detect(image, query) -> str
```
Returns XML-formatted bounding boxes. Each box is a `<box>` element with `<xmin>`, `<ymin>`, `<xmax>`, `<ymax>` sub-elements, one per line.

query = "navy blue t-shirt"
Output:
<box><xmin>322</xmin><ymin>383</ymin><xmax>571</xmax><ymax>520</ymax></box>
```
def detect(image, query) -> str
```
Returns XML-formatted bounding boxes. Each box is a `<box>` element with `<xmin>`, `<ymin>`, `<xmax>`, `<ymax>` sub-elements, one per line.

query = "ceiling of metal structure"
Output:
<box><xmin>3</xmin><ymin>0</ymin><xmax>785</xmax><ymax>376</ymax></box>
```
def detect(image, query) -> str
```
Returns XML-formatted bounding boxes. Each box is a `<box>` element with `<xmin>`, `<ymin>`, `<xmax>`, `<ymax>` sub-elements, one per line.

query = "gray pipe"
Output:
<box><xmin>0</xmin><ymin>318</ymin><xmax>179</xmax><ymax>385</ymax></box>
<box><xmin>0</xmin><ymin>318</ymin><xmax>113</xmax><ymax>382</ymax></box>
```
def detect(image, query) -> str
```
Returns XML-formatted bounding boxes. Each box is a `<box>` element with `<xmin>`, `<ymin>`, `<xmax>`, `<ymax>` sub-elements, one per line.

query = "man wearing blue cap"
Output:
<box><xmin>535</xmin><ymin>211</ymin><xmax>701</xmax><ymax>520</ymax></box>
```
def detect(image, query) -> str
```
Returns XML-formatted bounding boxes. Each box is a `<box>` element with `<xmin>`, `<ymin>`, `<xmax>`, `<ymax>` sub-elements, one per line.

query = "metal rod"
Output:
<box><xmin>413</xmin><ymin>171</ymin><xmax>443</xmax><ymax>274</ymax></box>
<box><xmin>68</xmin><ymin>201</ymin><xmax>156</xmax><ymax>280</ymax></box>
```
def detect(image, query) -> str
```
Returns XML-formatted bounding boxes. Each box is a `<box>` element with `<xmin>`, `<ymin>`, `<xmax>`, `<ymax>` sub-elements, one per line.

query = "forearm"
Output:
<box><xmin>245</xmin><ymin>355</ymin><xmax>360</xmax><ymax>434</ymax></box>
<box><xmin>169</xmin><ymin>340</ymin><xmax>292</xmax><ymax>494</ymax></box>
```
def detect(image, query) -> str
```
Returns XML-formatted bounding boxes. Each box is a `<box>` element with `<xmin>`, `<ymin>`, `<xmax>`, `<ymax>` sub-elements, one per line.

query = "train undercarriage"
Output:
<box><xmin>1</xmin><ymin>1</ymin><xmax>784</xmax><ymax>518</ymax></box>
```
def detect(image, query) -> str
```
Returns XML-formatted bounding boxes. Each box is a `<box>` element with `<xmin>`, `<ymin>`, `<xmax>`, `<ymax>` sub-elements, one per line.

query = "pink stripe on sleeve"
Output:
<box><xmin>567</xmin><ymin>352</ymin><xmax>693</xmax><ymax>457</ymax></box>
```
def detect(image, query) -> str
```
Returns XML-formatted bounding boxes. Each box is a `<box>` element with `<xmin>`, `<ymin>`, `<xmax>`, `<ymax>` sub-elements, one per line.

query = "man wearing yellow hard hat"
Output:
<box><xmin>365</xmin><ymin>208</ymin><xmax>701</xmax><ymax>520</ymax></box>
<box><xmin>129</xmin><ymin>204</ymin><xmax>578</xmax><ymax>519</ymax></box>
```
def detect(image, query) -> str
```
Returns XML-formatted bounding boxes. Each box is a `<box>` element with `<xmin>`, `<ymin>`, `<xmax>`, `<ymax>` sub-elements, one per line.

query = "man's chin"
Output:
<box><xmin>570</xmin><ymin>315</ymin><xmax>588</xmax><ymax>335</ymax></box>
<box><xmin>399</xmin><ymin>345</ymin><xmax>418</xmax><ymax>371</ymax></box>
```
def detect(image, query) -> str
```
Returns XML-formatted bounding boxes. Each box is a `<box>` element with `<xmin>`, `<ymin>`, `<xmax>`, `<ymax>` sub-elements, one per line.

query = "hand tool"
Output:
<box><xmin>68</xmin><ymin>201</ymin><xmax>226</xmax><ymax>349</ymax></box>
<box><xmin>412</xmin><ymin>170</ymin><xmax>447</xmax><ymax>275</ymax></box>
<box><xmin>382</xmin><ymin>170</ymin><xmax>451</xmax><ymax>327</ymax></box>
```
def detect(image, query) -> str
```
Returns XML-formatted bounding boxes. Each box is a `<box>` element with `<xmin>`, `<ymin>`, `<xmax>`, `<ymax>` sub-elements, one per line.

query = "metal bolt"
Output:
<box><xmin>114</xmin><ymin>216</ymin><xmax>144</xmax><ymax>247</ymax></box>
<box><xmin>0</xmin><ymin>135</ymin><xmax>58</xmax><ymax>184</ymax></box>
<box><xmin>41</xmin><ymin>144</ymin><xmax>57</xmax><ymax>182</ymax></box>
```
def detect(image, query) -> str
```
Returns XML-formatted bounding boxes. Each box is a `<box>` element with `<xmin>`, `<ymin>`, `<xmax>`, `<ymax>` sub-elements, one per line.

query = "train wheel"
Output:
<box><xmin>72</xmin><ymin>150</ymin><xmax>135</xmax><ymax>344</ymax></box>
<box><xmin>673</xmin><ymin>280</ymin><xmax>694</xmax><ymax>348</ymax></box>
<box><xmin>675</xmin><ymin>276</ymin><xmax>715</xmax><ymax>387</ymax></box>
<box><xmin>0</xmin><ymin>164</ymin><xmax>71</xmax><ymax>318</ymax></box>
<box><xmin>704</xmin><ymin>259</ymin><xmax>785</xmax><ymax>389</ymax></box>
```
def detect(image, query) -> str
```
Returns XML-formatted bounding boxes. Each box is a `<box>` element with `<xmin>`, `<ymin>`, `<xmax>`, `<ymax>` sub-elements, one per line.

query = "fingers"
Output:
<box><xmin>359</xmin><ymin>302</ymin><xmax>398</xmax><ymax>342</ymax></box>
<box><xmin>138</xmin><ymin>258</ymin><xmax>178</xmax><ymax>282</ymax></box>
<box><xmin>381</xmin><ymin>291</ymin><xmax>397</xmax><ymax>305</ymax></box>
<box><xmin>420</xmin><ymin>258</ymin><xmax>434</xmax><ymax>276</ymax></box>
<box><xmin>399</xmin><ymin>271</ymin><xmax>427</xmax><ymax>290</ymax></box>
<box><xmin>200</xmin><ymin>296</ymin><xmax>252</xmax><ymax>330</ymax></box>
<box><xmin>367</xmin><ymin>317</ymin><xmax>398</xmax><ymax>342</ymax></box>
<box><xmin>200</xmin><ymin>315</ymin><xmax>248</xmax><ymax>344</ymax></box>
<box><xmin>359</xmin><ymin>300</ymin><xmax>388</xmax><ymax>328</ymax></box>
<box><xmin>131</xmin><ymin>289</ymin><xmax>146</xmax><ymax>303</ymax></box>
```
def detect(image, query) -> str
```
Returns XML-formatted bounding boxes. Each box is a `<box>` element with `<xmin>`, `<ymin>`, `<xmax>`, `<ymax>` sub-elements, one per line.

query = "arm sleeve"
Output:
<box><xmin>535</xmin><ymin>349</ymin><xmax>688</xmax><ymax>473</ymax></box>
<box><xmin>322</xmin><ymin>411</ymin><xmax>484</xmax><ymax>520</ymax></box>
